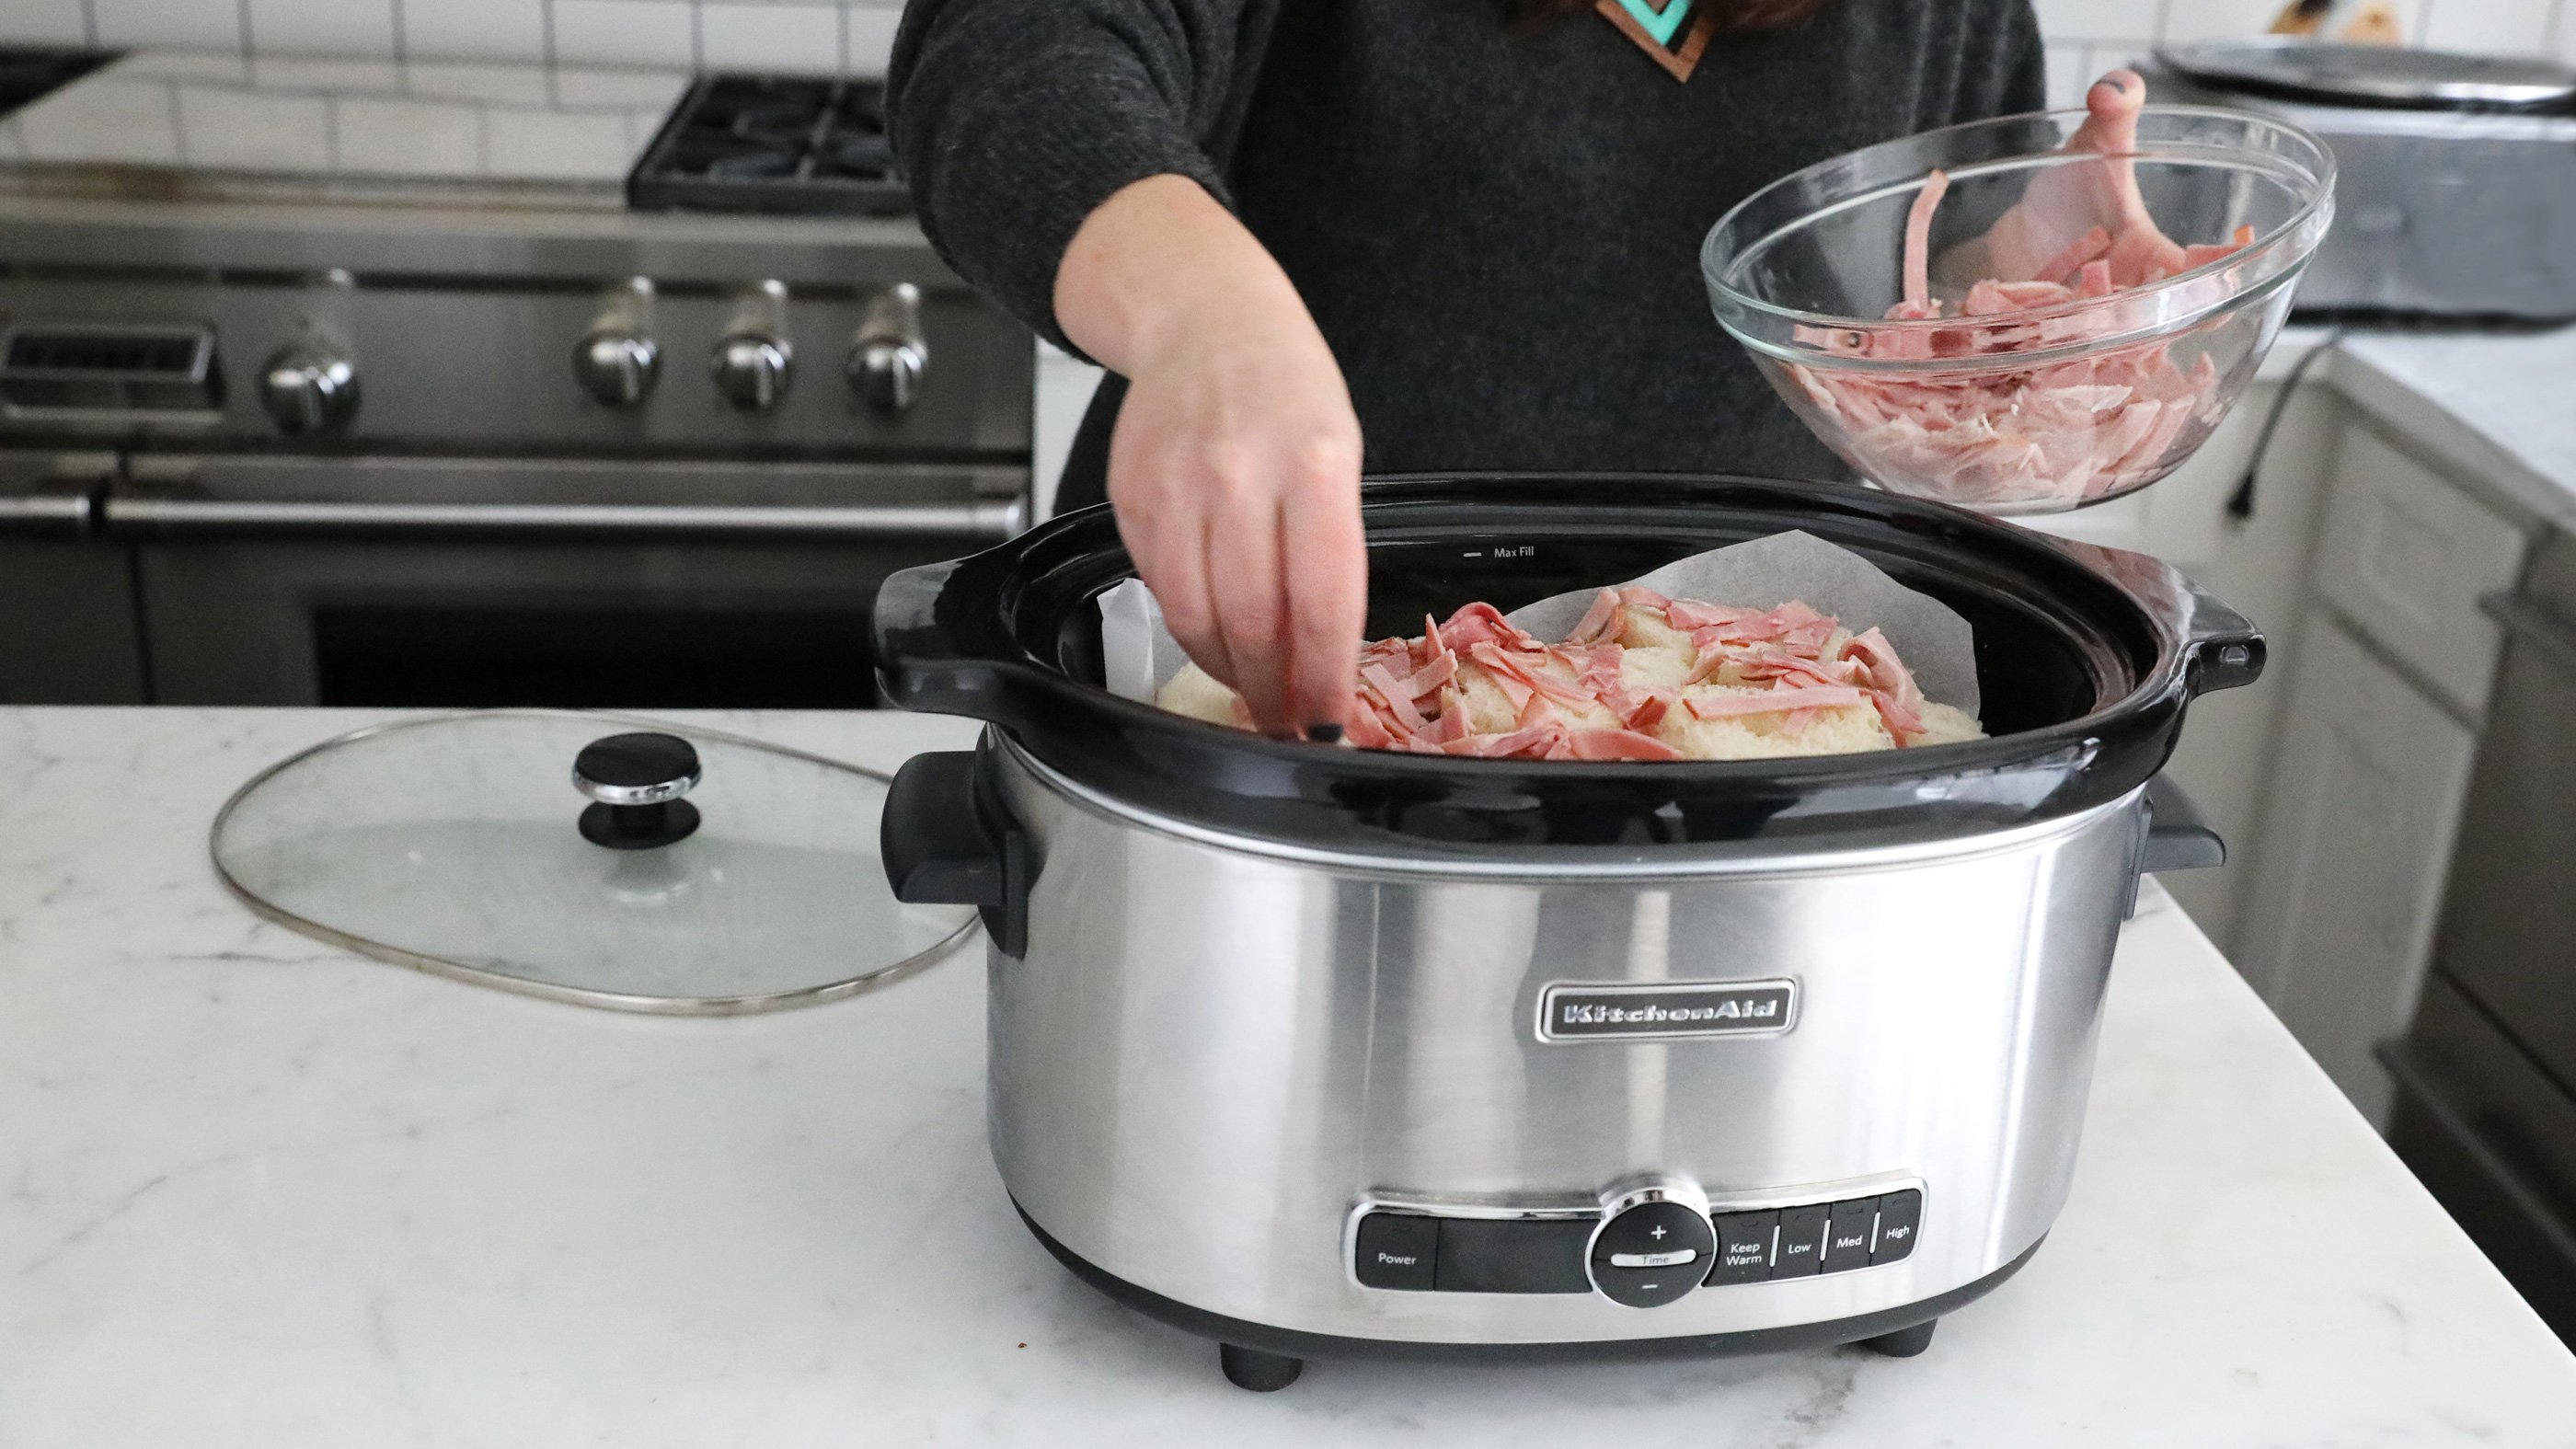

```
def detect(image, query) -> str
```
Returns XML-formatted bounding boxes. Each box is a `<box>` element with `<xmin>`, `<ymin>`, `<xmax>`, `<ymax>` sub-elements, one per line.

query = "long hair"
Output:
<box><xmin>1501</xmin><ymin>0</ymin><xmax>1834</xmax><ymax>32</ymax></box>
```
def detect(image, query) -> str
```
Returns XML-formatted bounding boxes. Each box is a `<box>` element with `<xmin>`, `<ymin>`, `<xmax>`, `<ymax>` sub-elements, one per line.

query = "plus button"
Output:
<box><xmin>1649</xmin><ymin>1225</ymin><xmax>1667</xmax><ymax>1240</ymax></box>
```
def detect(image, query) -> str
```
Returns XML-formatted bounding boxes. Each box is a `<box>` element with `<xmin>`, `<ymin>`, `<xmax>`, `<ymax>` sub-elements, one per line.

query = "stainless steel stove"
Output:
<box><xmin>629</xmin><ymin>73</ymin><xmax>907</xmax><ymax>216</ymax></box>
<box><xmin>0</xmin><ymin>52</ymin><xmax>1033</xmax><ymax>709</ymax></box>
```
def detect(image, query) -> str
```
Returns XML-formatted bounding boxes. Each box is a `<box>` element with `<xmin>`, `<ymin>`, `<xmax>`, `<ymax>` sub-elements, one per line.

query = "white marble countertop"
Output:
<box><xmin>4</xmin><ymin>706</ymin><xmax>2572</xmax><ymax>1446</ymax></box>
<box><xmin>2326</xmin><ymin>326</ymin><xmax>2576</xmax><ymax>535</ymax></box>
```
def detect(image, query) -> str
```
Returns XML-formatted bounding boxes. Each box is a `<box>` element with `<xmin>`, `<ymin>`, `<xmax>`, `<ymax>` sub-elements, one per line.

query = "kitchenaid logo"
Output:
<box><xmin>1538</xmin><ymin>980</ymin><xmax>1798</xmax><ymax>1041</ymax></box>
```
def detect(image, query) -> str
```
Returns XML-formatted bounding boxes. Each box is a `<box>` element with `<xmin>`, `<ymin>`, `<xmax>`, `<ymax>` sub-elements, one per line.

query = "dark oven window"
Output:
<box><xmin>312</xmin><ymin>606</ymin><xmax>880</xmax><ymax>708</ymax></box>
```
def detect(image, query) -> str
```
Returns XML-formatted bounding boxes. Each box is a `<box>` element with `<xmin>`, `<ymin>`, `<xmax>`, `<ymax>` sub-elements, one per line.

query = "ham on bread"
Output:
<box><xmin>1155</xmin><ymin>589</ymin><xmax>1985</xmax><ymax>762</ymax></box>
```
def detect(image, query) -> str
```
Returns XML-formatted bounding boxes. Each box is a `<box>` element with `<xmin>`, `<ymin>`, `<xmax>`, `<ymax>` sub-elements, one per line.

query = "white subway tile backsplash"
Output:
<box><xmin>5</xmin><ymin>0</ymin><xmax>90</xmax><ymax>46</ymax></box>
<box><xmin>172</xmin><ymin>83</ymin><xmax>330</xmax><ymax>167</ymax></box>
<box><xmin>2420</xmin><ymin>0</ymin><xmax>2559</xmax><ymax>51</ymax></box>
<box><xmin>15</xmin><ymin>74</ymin><xmax>178</xmax><ymax>161</ymax></box>
<box><xmin>2045</xmin><ymin>41</ymin><xmax>2096</xmax><ymax>106</ymax></box>
<box><xmin>333</xmin><ymin>93</ymin><xmax>482</xmax><ymax>172</ymax></box>
<box><xmin>246</xmin><ymin>0</ymin><xmax>397</xmax><ymax>59</ymax></box>
<box><xmin>2155</xmin><ymin>0</ymin><xmax>2282</xmax><ymax>43</ymax></box>
<box><xmin>400</xmin><ymin>59</ymin><xmax>556</xmax><ymax>103</ymax></box>
<box><xmin>483</xmin><ymin>103</ymin><xmax>631</xmax><ymax>178</ymax></box>
<box><xmin>400</xmin><ymin>0</ymin><xmax>548</xmax><ymax>63</ymax></box>
<box><xmin>697</xmin><ymin>3</ymin><xmax>838</xmax><ymax>74</ymax></box>
<box><xmin>248</xmin><ymin>56</ymin><xmax>404</xmax><ymax>89</ymax></box>
<box><xmin>549</xmin><ymin>0</ymin><xmax>696</xmax><ymax>70</ymax></box>
<box><xmin>844</xmin><ymin>4</ymin><xmax>901</xmax><ymax>75</ymax></box>
<box><xmin>2</xmin><ymin>0</ymin><xmax>2563</xmax><ymax>92</ymax></box>
<box><xmin>2031</xmin><ymin>0</ymin><xmax>2164</xmax><ymax>40</ymax></box>
<box><xmin>87</xmin><ymin>0</ymin><xmax>242</xmax><ymax>52</ymax></box>
<box><xmin>546</xmin><ymin>65</ymin><xmax>688</xmax><ymax>106</ymax></box>
<box><xmin>120</xmin><ymin>52</ymin><xmax>254</xmax><ymax>81</ymax></box>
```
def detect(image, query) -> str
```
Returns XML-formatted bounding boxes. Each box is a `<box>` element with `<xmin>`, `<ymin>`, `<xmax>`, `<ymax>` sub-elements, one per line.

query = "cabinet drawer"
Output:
<box><xmin>2314</xmin><ymin>425</ymin><xmax>2530</xmax><ymax>715</ymax></box>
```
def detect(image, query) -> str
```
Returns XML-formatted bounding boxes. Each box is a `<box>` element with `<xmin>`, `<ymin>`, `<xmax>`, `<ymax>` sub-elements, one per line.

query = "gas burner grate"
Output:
<box><xmin>627</xmin><ymin>74</ymin><xmax>910</xmax><ymax>217</ymax></box>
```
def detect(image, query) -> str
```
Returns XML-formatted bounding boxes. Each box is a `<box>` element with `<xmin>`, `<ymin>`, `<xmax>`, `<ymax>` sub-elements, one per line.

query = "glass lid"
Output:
<box><xmin>211</xmin><ymin>710</ymin><xmax>979</xmax><ymax>1015</ymax></box>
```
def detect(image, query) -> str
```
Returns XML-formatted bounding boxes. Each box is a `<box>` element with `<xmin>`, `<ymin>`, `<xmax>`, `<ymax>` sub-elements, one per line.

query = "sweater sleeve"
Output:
<box><xmin>888</xmin><ymin>0</ymin><xmax>1266</xmax><ymax>355</ymax></box>
<box><xmin>1990</xmin><ymin>1</ymin><xmax>2049</xmax><ymax>120</ymax></box>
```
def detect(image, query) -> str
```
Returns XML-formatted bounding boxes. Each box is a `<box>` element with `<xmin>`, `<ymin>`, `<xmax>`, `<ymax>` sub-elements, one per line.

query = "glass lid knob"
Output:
<box><xmin>574</xmin><ymin>732</ymin><xmax>704</xmax><ymax>850</ymax></box>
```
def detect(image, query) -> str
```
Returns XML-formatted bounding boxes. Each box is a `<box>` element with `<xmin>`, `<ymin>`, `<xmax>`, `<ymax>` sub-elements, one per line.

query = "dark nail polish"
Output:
<box><xmin>1307</xmin><ymin>724</ymin><xmax>1343</xmax><ymax>744</ymax></box>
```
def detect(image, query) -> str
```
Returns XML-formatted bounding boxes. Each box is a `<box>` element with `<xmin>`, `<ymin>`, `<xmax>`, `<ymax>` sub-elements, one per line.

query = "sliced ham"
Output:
<box><xmin>1162</xmin><ymin>592</ymin><xmax>1983</xmax><ymax>761</ymax></box>
<box><xmin>1787</xmin><ymin>172</ymin><xmax>2255</xmax><ymax>509</ymax></box>
<box><xmin>1567</xmin><ymin>729</ymin><xmax>1686</xmax><ymax>762</ymax></box>
<box><xmin>1566</xmin><ymin>589</ymin><xmax>1622</xmax><ymax>645</ymax></box>
<box><xmin>1902</xmin><ymin>168</ymin><xmax>1950</xmax><ymax>311</ymax></box>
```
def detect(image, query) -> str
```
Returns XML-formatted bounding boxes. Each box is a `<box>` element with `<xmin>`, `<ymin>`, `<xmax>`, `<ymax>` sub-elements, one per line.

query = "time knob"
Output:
<box><xmin>572</xmin><ymin>329</ymin><xmax>661</xmax><ymax>408</ymax></box>
<box><xmin>711</xmin><ymin>332</ymin><xmax>793</xmax><ymax>412</ymax></box>
<box><xmin>259</xmin><ymin>344</ymin><xmax>361</xmax><ymax>434</ymax></box>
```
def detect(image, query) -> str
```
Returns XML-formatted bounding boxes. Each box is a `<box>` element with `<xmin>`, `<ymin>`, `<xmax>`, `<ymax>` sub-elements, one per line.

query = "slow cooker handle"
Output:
<box><xmin>880</xmin><ymin>750</ymin><xmax>1030</xmax><ymax>957</ymax></box>
<box><xmin>2178</xmin><ymin>577</ymin><xmax>2267</xmax><ymax>696</ymax></box>
<box><xmin>2025</xmin><ymin>533</ymin><xmax>2267</xmax><ymax>698</ymax></box>
<box><xmin>872</xmin><ymin>558</ymin><xmax>1071</xmax><ymax>730</ymax></box>
<box><xmin>2141</xmin><ymin>774</ymin><xmax>2225</xmax><ymax>874</ymax></box>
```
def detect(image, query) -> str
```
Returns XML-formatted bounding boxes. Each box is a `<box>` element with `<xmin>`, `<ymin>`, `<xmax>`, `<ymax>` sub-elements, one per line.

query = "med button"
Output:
<box><xmin>1589</xmin><ymin>1200</ymin><xmax>1715</xmax><ymax>1308</ymax></box>
<box><xmin>1822</xmin><ymin>1198</ymin><xmax>1876</xmax><ymax>1272</ymax></box>
<box><xmin>1353</xmin><ymin>1212</ymin><xmax>1439</xmax><ymax>1291</ymax></box>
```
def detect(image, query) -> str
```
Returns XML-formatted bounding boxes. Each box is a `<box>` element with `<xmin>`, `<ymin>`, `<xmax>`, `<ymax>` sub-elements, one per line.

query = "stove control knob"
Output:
<box><xmin>846</xmin><ymin>282</ymin><xmax>927</xmax><ymax>413</ymax></box>
<box><xmin>259</xmin><ymin>345</ymin><xmax>360</xmax><ymax>434</ymax></box>
<box><xmin>573</xmin><ymin>330</ymin><xmax>661</xmax><ymax>408</ymax></box>
<box><xmin>1589</xmin><ymin>1184</ymin><xmax>1715</xmax><ymax>1309</ymax></box>
<box><xmin>711</xmin><ymin>333</ymin><xmax>794</xmax><ymax>412</ymax></box>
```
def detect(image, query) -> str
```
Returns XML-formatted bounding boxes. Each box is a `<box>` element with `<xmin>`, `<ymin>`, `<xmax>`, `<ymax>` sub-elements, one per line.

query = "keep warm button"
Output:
<box><xmin>1354</xmin><ymin>1212</ymin><xmax>1440</xmax><ymax>1291</ymax></box>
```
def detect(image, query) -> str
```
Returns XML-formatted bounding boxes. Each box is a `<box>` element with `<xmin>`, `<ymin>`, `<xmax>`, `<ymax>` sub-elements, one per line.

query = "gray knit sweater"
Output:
<box><xmin>890</xmin><ymin>0</ymin><xmax>2045</xmax><ymax>508</ymax></box>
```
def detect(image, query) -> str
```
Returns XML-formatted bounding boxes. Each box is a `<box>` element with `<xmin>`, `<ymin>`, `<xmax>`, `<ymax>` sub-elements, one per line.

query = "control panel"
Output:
<box><xmin>1351</xmin><ymin>1180</ymin><xmax>1920</xmax><ymax>1306</ymax></box>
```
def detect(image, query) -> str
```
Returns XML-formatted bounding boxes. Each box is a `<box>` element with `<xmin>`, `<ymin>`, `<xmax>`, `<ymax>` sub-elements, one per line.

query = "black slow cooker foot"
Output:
<box><xmin>1857</xmin><ymin>1319</ymin><xmax>1938</xmax><ymax>1358</ymax></box>
<box><xmin>1219</xmin><ymin>1342</ymin><xmax>1305</xmax><ymax>1391</ymax></box>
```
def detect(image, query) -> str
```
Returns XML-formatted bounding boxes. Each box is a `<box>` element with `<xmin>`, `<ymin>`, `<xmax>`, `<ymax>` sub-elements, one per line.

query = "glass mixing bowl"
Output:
<box><xmin>1703</xmin><ymin>107</ymin><xmax>2335</xmax><ymax>515</ymax></box>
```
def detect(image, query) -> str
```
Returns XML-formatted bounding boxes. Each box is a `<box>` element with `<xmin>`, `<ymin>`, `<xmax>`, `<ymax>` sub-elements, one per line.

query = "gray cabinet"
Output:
<box><xmin>2234</xmin><ymin>420</ymin><xmax>2535</xmax><ymax>1126</ymax></box>
<box><xmin>2236</xmin><ymin>616</ymin><xmax>2480</xmax><ymax>1123</ymax></box>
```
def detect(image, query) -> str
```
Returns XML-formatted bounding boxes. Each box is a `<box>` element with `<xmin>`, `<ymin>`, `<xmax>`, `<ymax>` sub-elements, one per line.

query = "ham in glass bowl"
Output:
<box><xmin>1703</xmin><ymin>104</ymin><xmax>2335</xmax><ymax>515</ymax></box>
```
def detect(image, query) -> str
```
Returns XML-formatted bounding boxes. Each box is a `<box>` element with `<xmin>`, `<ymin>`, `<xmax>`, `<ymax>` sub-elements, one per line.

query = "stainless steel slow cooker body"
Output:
<box><xmin>980</xmin><ymin>734</ymin><xmax>2141</xmax><ymax>1349</ymax></box>
<box><xmin>873</xmin><ymin>475</ymin><xmax>2262</xmax><ymax>1381</ymax></box>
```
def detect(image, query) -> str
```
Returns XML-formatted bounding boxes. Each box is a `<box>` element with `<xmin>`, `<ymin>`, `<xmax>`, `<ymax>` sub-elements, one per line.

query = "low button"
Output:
<box><xmin>1822</xmin><ymin>1199</ymin><xmax>1876</xmax><ymax>1273</ymax></box>
<box><xmin>1871</xmin><ymin>1190</ymin><xmax>1923</xmax><ymax>1265</ymax></box>
<box><xmin>1354</xmin><ymin>1212</ymin><xmax>1439</xmax><ymax>1291</ymax></box>
<box><xmin>1589</xmin><ymin>1201</ymin><xmax>1716</xmax><ymax>1309</ymax></box>
<box><xmin>1772</xmin><ymin>1202</ymin><xmax>1830</xmax><ymax>1278</ymax></box>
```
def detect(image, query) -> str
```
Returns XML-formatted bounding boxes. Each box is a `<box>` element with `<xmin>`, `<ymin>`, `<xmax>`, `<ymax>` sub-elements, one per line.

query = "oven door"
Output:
<box><xmin>0</xmin><ymin>448</ymin><xmax>144</xmax><ymax>704</ymax></box>
<box><xmin>106</xmin><ymin>454</ymin><xmax>1026</xmax><ymax>707</ymax></box>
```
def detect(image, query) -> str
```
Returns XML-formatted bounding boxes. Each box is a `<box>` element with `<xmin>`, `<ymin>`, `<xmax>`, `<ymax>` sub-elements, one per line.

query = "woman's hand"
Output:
<box><xmin>1056</xmin><ymin>175</ymin><xmax>1367</xmax><ymax>740</ymax></box>
<box><xmin>1976</xmin><ymin>70</ymin><xmax>2190</xmax><ymax>285</ymax></box>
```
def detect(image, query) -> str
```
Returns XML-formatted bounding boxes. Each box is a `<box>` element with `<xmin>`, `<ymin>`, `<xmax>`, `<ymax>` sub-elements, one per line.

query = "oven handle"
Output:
<box><xmin>98</xmin><ymin>496</ymin><xmax>1026</xmax><ymax>541</ymax></box>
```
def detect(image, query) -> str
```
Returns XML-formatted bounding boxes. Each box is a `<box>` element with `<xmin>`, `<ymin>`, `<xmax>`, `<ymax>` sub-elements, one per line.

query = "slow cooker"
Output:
<box><xmin>872</xmin><ymin>475</ymin><xmax>2259</xmax><ymax>1390</ymax></box>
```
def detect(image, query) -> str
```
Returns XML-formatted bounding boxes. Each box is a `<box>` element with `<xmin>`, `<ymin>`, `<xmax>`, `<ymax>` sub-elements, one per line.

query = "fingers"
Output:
<box><xmin>1279</xmin><ymin>436</ymin><xmax>1367</xmax><ymax>738</ymax></box>
<box><xmin>2076</xmin><ymin>69</ymin><xmax>2145</xmax><ymax>153</ymax></box>
<box><xmin>1109</xmin><ymin>431</ymin><xmax>1238</xmax><ymax>694</ymax></box>
<box><xmin>1203</xmin><ymin>451</ymin><xmax>1300</xmax><ymax>737</ymax></box>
